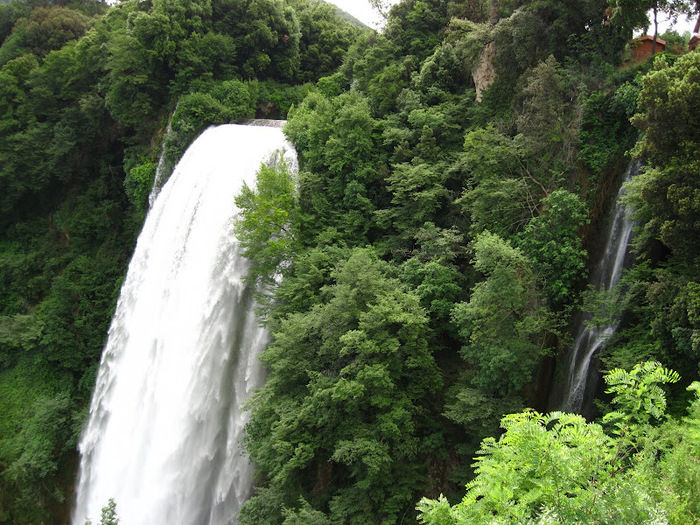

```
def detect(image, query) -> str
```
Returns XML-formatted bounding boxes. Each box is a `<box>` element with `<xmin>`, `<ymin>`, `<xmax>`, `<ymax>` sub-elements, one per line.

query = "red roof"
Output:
<box><xmin>633</xmin><ymin>35</ymin><xmax>667</xmax><ymax>46</ymax></box>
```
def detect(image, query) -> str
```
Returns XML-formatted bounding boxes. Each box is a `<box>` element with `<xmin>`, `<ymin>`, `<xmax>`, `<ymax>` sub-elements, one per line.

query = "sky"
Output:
<box><xmin>654</xmin><ymin>11</ymin><xmax>698</xmax><ymax>35</ymax></box>
<box><xmin>324</xmin><ymin>0</ymin><xmax>394</xmax><ymax>29</ymax></box>
<box><xmin>325</xmin><ymin>0</ymin><xmax>699</xmax><ymax>35</ymax></box>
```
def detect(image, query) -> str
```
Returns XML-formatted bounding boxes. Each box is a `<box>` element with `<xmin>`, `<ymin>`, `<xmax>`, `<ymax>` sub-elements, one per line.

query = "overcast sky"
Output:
<box><xmin>325</xmin><ymin>0</ymin><xmax>699</xmax><ymax>34</ymax></box>
<box><xmin>325</xmin><ymin>0</ymin><xmax>395</xmax><ymax>28</ymax></box>
<box><xmin>655</xmin><ymin>11</ymin><xmax>698</xmax><ymax>35</ymax></box>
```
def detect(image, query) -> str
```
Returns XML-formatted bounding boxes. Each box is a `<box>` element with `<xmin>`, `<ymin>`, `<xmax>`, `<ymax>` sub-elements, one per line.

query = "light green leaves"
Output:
<box><xmin>603</xmin><ymin>360</ymin><xmax>680</xmax><ymax>431</ymax></box>
<box><xmin>235</xmin><ymin>158</ymin><xmax>300</xmax><ymax>291</ymax></box>
<box><xmin>419</xmin><ymin>362</ymin><xmax>696</xmax><ymax>525</ymax></box>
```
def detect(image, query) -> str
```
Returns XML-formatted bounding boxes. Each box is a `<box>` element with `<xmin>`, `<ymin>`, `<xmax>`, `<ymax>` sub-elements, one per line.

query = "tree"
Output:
<box><xmin>628</xmin><ymin>52</ymin><xmax>700</xmax><ymax>262</ymax></box>
<box><xmin>100</xmin><ymin>498</ymin><xmax>119</xmax><ymax>525</ymax></box>
<box><xmin>608</xmin><ymin>0</ymin><xmax>698</xmax><ymax>48</ymax></box>
<box><xmin>285</xmin><ymin>91</ymin><xmax>381</xmax><ymax>243</ymax></box>
<box><xmin>456</xmin><ymin>126</ymin><xmax>533</xmax><ymax>240</ymax></box>
<box><xmin>451</xmin><ymin>231</ymin><xmax>549</xmax><ymax>396</ymax></box>
<box><xmin>234</xmin><ymin>158</ymin><xmax>301</xmax><ymax>292</ymax></box>
<box><xmin>516</xmin><ymin>189</ymin><xmax>589</xmax><ymax>307</ymax></box>
<box><xmin>84</xmin><ymin>498</ymin><xmax>119</xmax><ymax>525</ymax></box>
<box><xmin>602</xmin><ymin>361</ymin><xmax>680</xmax><ymax>437</ymax></box>
<box><xmin>23</xmin><ymin>6</ymin><xmax>90</xmax><ymax>56</ymax></box>
<box><xmin>241</xmin><ymin>248</ymin><xmax>442</xmax><ymax>524</ymax></box>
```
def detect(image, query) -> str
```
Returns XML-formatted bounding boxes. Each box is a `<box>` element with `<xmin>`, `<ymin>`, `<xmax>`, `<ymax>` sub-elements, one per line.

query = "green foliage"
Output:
<box><xmin>608</xmin><ymin>0</ymin><xmax>698</xmax><ymax>42</ymax></box>
<box><xmin>659</xmin><ymin>29</ymin><xmax>689</xmax><ymax>54</ymax></box>
<box><xmin>376</xmin><ymin>163</ymin><xmax>452</xmax><ymax>240</ymax></box>
<box><xmin>169</xmin><ymin>31</ymin><xmax>238</xmax><ymax>94</ymax></box>
<box><xmin>124</xmin><ymin>159</ymin><xmax>156</xmax><ymax>211</ymax></box>
<box><xmin>613</xmin><ymin>50</ymin><xmax>700</xmax><ymax>390</ymax></box>
<box><xmin>291</xmin><ymin>0</ymin><xmax>363</xmax><ymax>83</ymax></box>
<box><xmin>632</xmin><ymin>52</ymin><xmax>700</xmax><ymax>168</ymax></box>
<box><xmin>0</xmin><ymin>1</ymin><xmax>29</xmax><ymax>45</ymax></box>
<box><xmin>419</xmin><ymin>410</ymin><xmax>616</xmax><ymax>524</ymax></box>
<box><xmin>254</xmin><ymin>79</ymin><xmax>315</xmax><ymax>119</ymax></box>
<box><xmin>235</xmin><ymin>159</ymin><xmax>300</xmax><ymax>292</ymax></box>
<box><xmin>517</xmin><ymin>189</ymin><xmax>589</xmax><ymax>307</ymax></box>
<box><xmin>24</xmin><ymin>6</ymin><xmax>90</xmax><ymax>57</ymax></box>
<box><xmin>457</xmin><ymin>126</ymin><xmax>532</xmax><ymax>239</ymax></box>
<box><xmin>603</xmin><ymin>361</ymin><xmax>680</xmax><ymax>431</ymax></box>
<box><xmin>4</xmin><ymin>0</ymin><xmax>699</xmax><ymax>520</ymax></box>
<box><xmin>0</xmin><ymin>370</ymin><xmax>77</xmax><ymax>524</ymax></box>
<box><xmin>451</xmin><ymin>231</ymin><xmax>549</xmax><ymax>396</ymax></box>
<box><xmin>418</xmin><ymin>363</ymin><xmax>699</xmax><ymax>525</ymax></box>
<box><xmin>400</xmin><ymin>257</ymin><xmax>464</xmax><ymax>328</ymax></box>
<box><xmin>629</xmin><ymin>52</ymin><xmax>700</xmax><ymax>251</ymax></box>
<box><xmin>242</xmin><ymin>248</ymin><xmax>442</xmax><ymax>524</ymax></box>
<box><xmin>213</xmin><ymin>0</ymin><xmax>300</xmax><ymax>81</ymax></box>
<box><xmin>0</xmin><ymin>0</ymin><xmax>363</xmax><ymax>520</ymax></box>
<box><xmin>84</xmin><ymin>498</ymin><xmax>120</xmax><ymax>525</ymax></box>
<box><xmin>100</xmin><ymin>498</ymin><xmax>119</xmax><ymax>525</ymax></box>
<box><xmin>578</xmin><ymin>85</ymin><xmax>639</xmax><ymax>175</ymax></box>
<box><xmin>285</xmin><ymin>90</ymin><xmax>381</xmax><ymax>243</ymax></box>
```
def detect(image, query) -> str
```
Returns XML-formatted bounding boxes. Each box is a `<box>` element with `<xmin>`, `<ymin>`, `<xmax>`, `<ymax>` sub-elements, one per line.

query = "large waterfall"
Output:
<box><xmin>560</xmin><ymin>161</ymin><xmax>639</xmax><ymax>414</ymax></box>
<box><xmin>73</xmin><ymin>124</ymin><xmax>296</xmax><ymax>525</ymax></box>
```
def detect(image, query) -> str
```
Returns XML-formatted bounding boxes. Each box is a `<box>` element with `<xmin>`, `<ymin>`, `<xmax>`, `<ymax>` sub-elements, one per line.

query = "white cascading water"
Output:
<box><xmin>560</xmin><ymin>161</ymin><xmax>639</xmax><ymax>413</ymax></box>
<box><xmin>73</xmin><ymin>123</ymin><xmax>296</xmax><ymax>525</ymax></box>
<box><xmin>147</xmin><ymin>108</ymin><xmax>175</xmax><ymax>208</ymax></box>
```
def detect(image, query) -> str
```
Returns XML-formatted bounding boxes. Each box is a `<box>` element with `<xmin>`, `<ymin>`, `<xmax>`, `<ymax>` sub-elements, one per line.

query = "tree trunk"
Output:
<box><xmin>652</xmin><ymin>7</ymin><xmax>658</xmax><ymax>55</ymax></box>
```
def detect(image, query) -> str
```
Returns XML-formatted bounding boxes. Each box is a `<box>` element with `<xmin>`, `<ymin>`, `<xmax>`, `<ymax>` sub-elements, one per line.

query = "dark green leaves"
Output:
<box><xmin>242</xmin><ymin>248</ymin><xmax>442</xmax><ymax>524</ymax></box>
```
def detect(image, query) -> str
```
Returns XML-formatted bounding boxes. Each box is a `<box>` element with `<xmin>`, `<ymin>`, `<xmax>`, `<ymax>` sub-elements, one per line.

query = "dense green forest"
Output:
<box><xmin>1</xmin><ymin>0</ymin><xmax>699</xmax><ymax>522</ymax></box>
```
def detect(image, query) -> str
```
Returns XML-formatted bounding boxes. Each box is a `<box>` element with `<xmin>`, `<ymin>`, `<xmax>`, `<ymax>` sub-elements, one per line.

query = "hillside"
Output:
<box><xmin>1</xmin><ymin>0</ymin><xmax>699</xmax><ymax>523</ymax></box>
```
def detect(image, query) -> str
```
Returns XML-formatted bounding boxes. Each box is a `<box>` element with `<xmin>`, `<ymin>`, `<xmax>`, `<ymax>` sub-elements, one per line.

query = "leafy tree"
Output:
<box><xmin>23</xmin><ymin>6</ymin><xmax>90</xmax><ymax>56</ymax></box>
<box><xmin>619</xmin><ymin>52</ymin><xmax>700</xmax><ymax>384</ymax></box>
<box><xmin>417</xmin><ymin>362</ymin><xmax>698</xmax><ymax>524</ymax></box>
<box><xmin>602</xmin><ymin>361</ymin><xmax>680</xmax><ymax>441</ymax></box>
<box><xmin>514</xmin><ymin>55</ymin><xmax>578</xmax><ymax>191</ymax></box>
<box><xmin>169</xmin><ymin>31</ymin><xmax>238</xmax><ymax>94</ymax></box>
<box><xmin>0</xmin><ymin>388</ymin><xmax>76</xmax><ymax>523</ymax></box>
<box><xmin>285</xmin><ymin>91</ymin><xmax>382</xmax><ymax>243</ymax></box>
<box><xmin>608</xmin><ymin>0</ymin><xmax>698</xmax><ymax>49</ymax></box>
<box><xmin>451</xmin><ymin>231</ymin><xmax>549</xmax><ymax>396</ymax></box>
<box><xmin>213</xmin><ymin>0</ymin><xmax>300</xmax><ymax>81</ymax></box>
<box><xmin>84</xmin><ymin>498</ymin><xmax>119</xmax><ymax>525</ymax></box>
<box><xmin>290</xmin><ymin>0</ymin><xmax>363</xmax><ymax>83</ymax></box>
<box><xmin>376</xmin><ymin>163</ymin><xmax>453</xmax><ymax>242</ymax></box>
<box><xmin>517</xmin><ymin>189</ymin><xmax>589</xmax><ymax>307</ymax></box>
<box><xmin>100</xmin><ymin>498</ymin><xmax>119</xmax><ymax>525</ymax></box>
<box><xmin>0</xmin><ymin>1</ymin><xmax>29</xmax><ymax>45</ymax></box>
<box><xmin>400</xmin><ymin>257</ymin><xmax>464</xmax><ymax>329</ymax></box>
<box><xmin>235</xmin><ymin>158</ymin><xmax>301</xmax><ymax>292</ymax></box>
<box><xmin>457</xmin><ymin>126</ymin><xmax>535</xmax><ymax>240</ymax></box>
<box><xmin>242</xmin><ymin>248</ymin><xmax>442</xmax><ymax>524</ymax></box>
<box><xmin>124</xmin><ymin>158</ymin><xmax>156</xmax><ymax>211</ymax></box>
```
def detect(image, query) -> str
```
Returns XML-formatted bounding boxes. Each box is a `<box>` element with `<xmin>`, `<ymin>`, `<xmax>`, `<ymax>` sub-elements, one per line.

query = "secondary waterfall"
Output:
<box><xmin>560</xmin><ymin>161</ymin><xmax>639</xmax><ymax>413</ymax></box>
<box><xmin>73</xmin><ymin>123</ymin><xmax>296</xmax><ymax>525</ymax></box>
<box><xmin>147</xmin><ymin>108</ymin><xmax>175</xmax><ymax>207</ymax></box>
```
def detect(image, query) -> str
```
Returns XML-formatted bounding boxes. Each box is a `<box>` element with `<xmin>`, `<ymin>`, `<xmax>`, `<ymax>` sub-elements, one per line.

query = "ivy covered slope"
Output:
<box><xmin>0</xmin><ymin>0</ymin><xmax>361</xmax><ymax>522</ymax></box>
<box><xmin>235</xmin><ymin>0</ymin><xmax>700</xmax><ymax>523</ymax></box>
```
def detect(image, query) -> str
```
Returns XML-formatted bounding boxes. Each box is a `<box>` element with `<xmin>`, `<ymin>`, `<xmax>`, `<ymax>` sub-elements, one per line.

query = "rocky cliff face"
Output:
<box><xmin>473</xmin><ymin>41</ymin><xmax>496</xmax><ymax>102</ymax></box>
